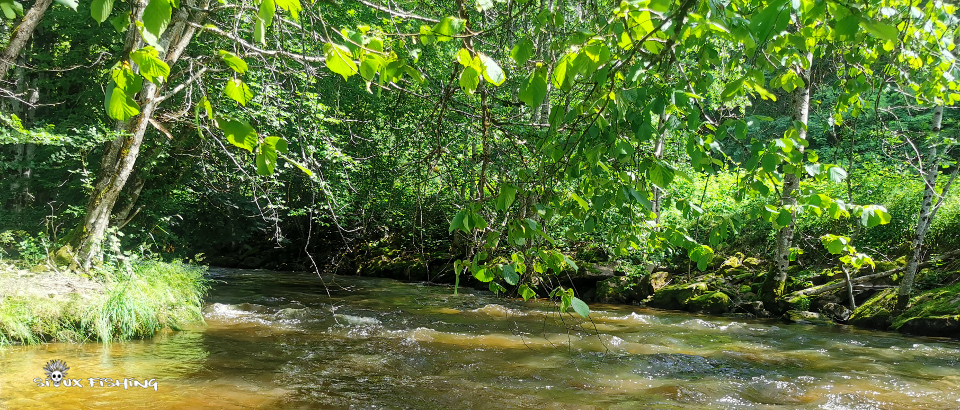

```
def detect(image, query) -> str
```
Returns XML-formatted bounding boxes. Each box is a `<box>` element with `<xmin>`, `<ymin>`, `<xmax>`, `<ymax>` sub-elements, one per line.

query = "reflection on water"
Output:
<box><xmin>2</xmin><ymin>268</ymin><xmax>959</xmax><ymax>409</ymax></box>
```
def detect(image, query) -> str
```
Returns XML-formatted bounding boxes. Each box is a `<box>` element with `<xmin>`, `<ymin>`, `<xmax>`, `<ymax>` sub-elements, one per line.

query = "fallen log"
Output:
<box><xmin>787</xmin><ymin>249</ymin><xmax>960</xmax><ymax>298</ymax></box>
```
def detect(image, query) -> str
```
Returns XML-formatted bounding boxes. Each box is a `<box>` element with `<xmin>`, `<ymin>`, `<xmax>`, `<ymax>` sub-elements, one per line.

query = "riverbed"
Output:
<box><xmin>1</xmin><ymin>268</ymin><xmax>958</xmax><ymax>409</ymax></box>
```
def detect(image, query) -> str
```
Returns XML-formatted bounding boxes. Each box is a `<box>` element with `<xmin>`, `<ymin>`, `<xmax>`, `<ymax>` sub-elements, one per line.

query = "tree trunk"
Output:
<box><xmin>896</xmin><ymin>105</ymin><xmax>945</xmax><ymax>312</ymax></box>
<box><xmin>762</xmin><ymin>50</ymin><xmax>812</xmax><ymax>310</ymax></box>
<box><xmin>72</xmin><ymin>0</ymin><xmax>209</xmax><ymax>269</ymax></box>
<box><xmin>0</xmin><ymin>0</ymin><xmax>52</xmax><ymax>82</ymax></box>
<box><xmin>841</xmin><ymin>266</ymin><xmax>856</xmax><ymax>310</ymax></box>
<box><xmin>112</xmin><ymin>172</ymin><xmax>145</xmax><ymax>226</ymax></box>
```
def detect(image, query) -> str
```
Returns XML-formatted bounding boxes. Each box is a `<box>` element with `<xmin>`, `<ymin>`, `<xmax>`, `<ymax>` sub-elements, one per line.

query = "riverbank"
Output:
<box><xmin>325</xmin><ymin>245</ymin><xmax>960</xmax><ymax>339</ymax></box>
<box><xmin>0</xmin><ymin>261</ymin><xmax>208</xmax><ymax>345</ymax></box>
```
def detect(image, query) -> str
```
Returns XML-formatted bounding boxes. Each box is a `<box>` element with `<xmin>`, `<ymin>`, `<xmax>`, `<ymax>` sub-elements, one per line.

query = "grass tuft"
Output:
<box><xmin>0</xmin><ymin>261</ymin><xmax>208</xmax><ymax>345</ymax></box>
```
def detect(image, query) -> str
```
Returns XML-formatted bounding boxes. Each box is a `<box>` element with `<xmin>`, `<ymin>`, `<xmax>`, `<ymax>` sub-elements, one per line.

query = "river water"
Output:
<box><xmin>1</xmin><ymin>268</ymin><xmax>959</xmax><ymax>409</ymax></box>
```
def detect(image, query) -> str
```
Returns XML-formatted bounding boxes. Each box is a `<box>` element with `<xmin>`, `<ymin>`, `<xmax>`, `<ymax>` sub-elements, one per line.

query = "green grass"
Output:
<box><xmin>0</xmin><ymin>261</ymin><xmax>208</xmax><ymax>345</ymax></box>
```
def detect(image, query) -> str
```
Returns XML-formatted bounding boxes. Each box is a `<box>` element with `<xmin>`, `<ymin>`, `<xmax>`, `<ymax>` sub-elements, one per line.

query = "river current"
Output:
<box><xmin>1</xmin><ymin>268</ymin><xmax>958</xmax><ymax>409</ymax></box>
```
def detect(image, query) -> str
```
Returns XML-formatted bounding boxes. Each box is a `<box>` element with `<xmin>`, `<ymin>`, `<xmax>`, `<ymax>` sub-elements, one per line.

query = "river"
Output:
<box><xmin>1</xmin><ymin>268</ymin><xmax>958</xmax><ymax>409</ymax></box>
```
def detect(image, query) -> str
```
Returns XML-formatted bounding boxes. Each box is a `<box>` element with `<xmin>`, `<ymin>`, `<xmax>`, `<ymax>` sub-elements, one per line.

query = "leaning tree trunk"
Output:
<box><xmin>0</xmin><ymin>0</ymin><xmax>53</xmax><ymax>82</ymax></box>
<box><xmin>761</xmin><ymin>50</ymin><xmax>812</xmax><ymax>310</ymax></box>
<box><xmin>896</xmin><ymin>105</ymin><xmax>946</xmax><ymax>312</ymax></box>
<box><xmin>72</xmin><ymin>0</ymin><xmax>209</xmax><ymax>269</ymax></box>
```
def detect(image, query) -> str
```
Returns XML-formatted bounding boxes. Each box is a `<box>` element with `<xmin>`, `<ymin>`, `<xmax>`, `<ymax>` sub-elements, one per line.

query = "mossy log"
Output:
<box><xmin>787</xmin><ymin>249</ymin><xmax>960</xmax><ymax>299</ymax></box>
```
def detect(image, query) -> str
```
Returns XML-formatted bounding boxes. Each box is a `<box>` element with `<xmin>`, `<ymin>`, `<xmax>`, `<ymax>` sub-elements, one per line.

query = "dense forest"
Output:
<box><xmin>1</xmin><ymin>0</ymin><xmax>959</xmax><ymax>345</ymax></box>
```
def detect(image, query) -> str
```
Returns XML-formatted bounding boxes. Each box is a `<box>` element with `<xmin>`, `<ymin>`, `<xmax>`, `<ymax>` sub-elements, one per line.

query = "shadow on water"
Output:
<box><xmin>2</xmin><ymin>268</ymin><xmax>959</xmax><ymax>409</ymax></box>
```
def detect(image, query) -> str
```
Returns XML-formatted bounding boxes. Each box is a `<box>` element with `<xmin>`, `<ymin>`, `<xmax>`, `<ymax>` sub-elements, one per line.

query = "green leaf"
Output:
<box><xmin>776</xmin><ymin>209</ymin><xmax>792</xmax><ymax>229</ymax></box>
<box><xmin>219</xmin><ymin>118</ymin><xmax>258</xmax><ymax>152</ymax></box>
<box><xmin>459</xmin><ymin>66</ymin><xmax>480</xmax><ymax>95</ymax></box>
<box><xmin>224</xmin><ymin>78</ymin><xmax>254</xmax><ymax>106</ymax></box>
<box><xmin>274</xmin><ymin>0</ymin><xmax>300</xmax><ymax>20</ymax></box>
<box><xmin>761</xmin><ymin>153</ymin><xmax>777</xmax><ymax>173</ymax></box>
<box><xmin>431</xmin><ymin>16</ymin><xmax>464</xmax><ymax>41</ymax></box>
<box><xmin>721</xmin><ymin>77</ymin><xmax>746</xmax><ymax>101</ymax></box>
<box><xmin>256</xmin><ymin>142</ymin><xmax>278</xmax><ymax>175</ymax></box>
<box><xmin>254</xmin><ymin>0</ymin><xmax>275</xmax><ymax>44</ymax></box>
<box><xmin>104</xmin><ymin>81</ymin><xmax>140</xmax><ymax>121</ymax></box>
<box><xmin>648</xmin><ymin>163</ymin><xmax>674</xmax><ymax>189</ymax></box>
<box><xmin>519</xmin><ymin>68</ymin><xmax>548</xmax><ymax>108</ymax></box>
<box><xmin>511</xmin><ymin>39</ymin><xmax>534</xmax><ymax>66</ymax></box>
<box><xmin>455</xmin><ymin>48</ymin><xmax>472</xmax><ymax>66</ymax></box>
<box><xmin>861</xmin><ymin>205</ymin><xmax>891</xmax><ymax>228</ymax></box>
<box><xmin>496</xmin><ymin>183</ymin><xmax>517</xmax><ymax>211</ymax></box>
<box><xmin>218</xmin><ymin>50</ymin><xmax>248</xmax><ymax>74</ymax></box>
<box><xmin>478</xmin><ymin>54</ymin><xmax>506</xmax><ymax>86</ymax></box>
<box><xmin>820</xmin><ymin>234</ymin><xmax>849</xmax><ymax>255</ymax></box>
<box><xmin>473</xmin><ymin>267</ymin><xmax>495</xmax><ymax>282</ymax></box>
<box><xmin>449</xmin><ymin>210</ymin><xmax>466</xmax><ymax>234</ymax></box>
<box><xmin>750</xmin><ymin>0</ymin><xmax>789</xmax><ymax>43</ymax></box>
<box><xmin>53</xmin><ymin>0</ymin><xmax>78</xmax><ymax>11</ymax></box>
<box><xmin>502</xmin><ymin>263</ymin><xmax>519</xmax><ymax>285</ymax></box>
<box><xmin>323</xmin><ymin>43</ymin><xmax>358</xmax><ymax>80</ymax></box>
<box><xmin>0</xmin><ymin>2</ymin><xmax>16</xmax><ymax>19</ymax></box>
<box><xmin>518</xmin><ymin>284</ymin><xmax>536</xmax><ymax>301</ymax></box>
<box><xmin>110</xmin><ymin>13</ymin><xmax>130</xmax><ymax>34</ymax></box>
<box><xmin>827</xmin><ymin>165</ymin><xmax>848</xmax><ymax>182</ymax></box>
<box><xmin>90</xmin><ymin>0</ymin><xmax>114</xmax><ymax>23</ymax></box>
<box><xmin>570</xmin><ymin>297</ymin><xmax>589</xmax><ymax>318</ymax></box>
<box><xmin>142</xmin><ymin>0</ymin><xmax>172</xmax><ymax>43</ymax></box>
<box><xmin>861</xmin><ymin>20</ymin><xmax>898</xmax><ymax>42</ymax></box>
<box><xmin>264</xmin><ymin>135</ymin><xmax>288</xmax><ymax>153</ymax></box>
<box><xmin>199</xmin><ymin>96</ymin><xmax>214</xmax><ymax>121</ymax></box>
<box><xmin>110</xmin><ymin>67</ymin><xmax>142</xmax><ymax>94</ymax></box>
<box><xmin>130</xmin><ymin>46</ymin><xmax>170</xmax><ymax>84</ymax></box>
<box><xmin>834</xmin><ymin>15</ymin><xmax>860</xmax><ymax>39</ymax></box>
<box><xmin>476</xmin><ymin>0</ymin><xmax>494</xmax><ymax>12</ymax></box>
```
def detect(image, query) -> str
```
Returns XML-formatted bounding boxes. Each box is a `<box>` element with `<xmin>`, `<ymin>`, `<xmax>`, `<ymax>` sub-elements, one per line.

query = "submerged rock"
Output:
<box><xmin>781</xmin><ymin>310</ymin><xmax>835</xmax><ymax>326</ymax></box>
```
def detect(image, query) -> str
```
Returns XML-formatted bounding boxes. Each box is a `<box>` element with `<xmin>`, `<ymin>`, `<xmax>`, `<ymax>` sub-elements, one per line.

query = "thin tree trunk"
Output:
<box><xmin>762</xmin><ymin>49</ymin><xmax>812</xmax><ymax>310</ymax></box>
<box><xmin>896</xmin><ymin>105</ymin><xmax>945</xmax><ymax>312</ymax></box>
<box><xmin>112</xmin><ymin>172</ymin><xmax>145</xmax><ymax>225</ymax></box>
<box><xmin>841</xmin><ymin>266</ymin><xmax>856</xmax><ymax>310</ymax></box>
<box><xmin>0</xmin><ymin>0</ymin><xmax>53</xmax><ymax>82</ymax></box>
<box><xmin>73</xmin><ymin>0</ymin><xmax>209</xmax><ymax>269</ymax></box>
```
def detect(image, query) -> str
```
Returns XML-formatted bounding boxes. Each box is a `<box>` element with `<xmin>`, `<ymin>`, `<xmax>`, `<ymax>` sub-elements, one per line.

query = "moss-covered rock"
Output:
<box><xmin>784</xmin><ymin>294</ymin><xmax>811</xmax><ymax>311</ymax></box>
<box><xmin>596</xmin><ymin>276</ymin><xmax>642</xmax><ymax>304</ymax></box>
<box><xmin>639</xmin><ymin>271</ymin><xmax>671</xmax><ymax>298</ymax></box>
<box><xmin>892</xmin><ymin>282</ymin><xmax>960</xmax><ymax>337</ymax></box>
<box><xmin>819</xmin><ymin>302</ymin><xmax>852</xmax><ymax>322</ymax></box>
<box><xmin>649</xmin><ymin>282</ymin><xmax>708</xmax><ymax>310</ymax></box>
<box><xmin>849</xmin><ymin>288</ymin><xmax>896</xmax><ymax>330</ymax></box>
<box><xmin>688</xmin><ymin>291</ymin><xmax>732</xmax><ymax>314</ymax></box>
<box><xmin>742</xmin><ymin>257</ymin><xmax>763</xmax><ymax>269</ymax></box>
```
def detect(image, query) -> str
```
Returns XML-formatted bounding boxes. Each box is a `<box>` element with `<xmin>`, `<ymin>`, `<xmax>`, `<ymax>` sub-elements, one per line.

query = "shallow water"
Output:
<box><xmin>2</xmin><ymin>268</ymin><xmax>959</xmax><ymax>409</ymax></box>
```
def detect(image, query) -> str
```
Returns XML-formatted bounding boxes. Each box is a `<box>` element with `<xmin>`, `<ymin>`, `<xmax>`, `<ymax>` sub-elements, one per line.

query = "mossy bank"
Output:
<box><xmin>0</xmin><ymin>261</ymin><xmax>208</xmax><ymax>345</ymax></box>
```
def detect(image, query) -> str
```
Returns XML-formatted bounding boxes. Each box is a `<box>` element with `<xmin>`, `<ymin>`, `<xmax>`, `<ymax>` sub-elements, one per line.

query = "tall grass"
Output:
<box><xmin>0</xmin><ymin>261</ymin><xmax>208</xmax><ymax>345</ymax></box>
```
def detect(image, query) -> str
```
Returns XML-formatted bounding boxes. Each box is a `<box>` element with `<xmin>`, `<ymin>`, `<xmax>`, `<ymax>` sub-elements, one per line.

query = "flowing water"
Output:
<box><xmin>2</xmin><ymin>268</ymin><xmax>959</xmax><ymax>409</ymax></box>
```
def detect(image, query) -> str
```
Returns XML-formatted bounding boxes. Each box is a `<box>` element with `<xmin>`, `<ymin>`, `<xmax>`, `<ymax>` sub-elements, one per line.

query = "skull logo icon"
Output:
<box><xmin>42</xmin><ymin>359</ymin><xmax>69</xmax><ymax>387</ymax></box>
